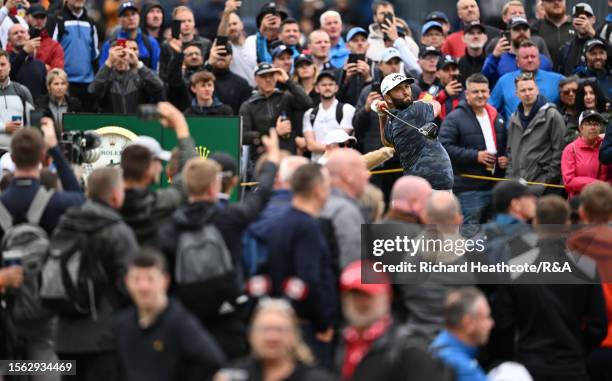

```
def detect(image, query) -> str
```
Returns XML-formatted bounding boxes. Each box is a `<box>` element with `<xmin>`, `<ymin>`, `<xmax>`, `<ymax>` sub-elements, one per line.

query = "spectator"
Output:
<box><xmin>531</xmin><ymin>0</ymin><xmax>573</xmax><ymax>69</ymax></box>
<box><xmin>339</xmin><ymin>261</ymin><xmax>453</xmax><ymax>381</ymax></box>
<box><xmin>240</xmin><ymin>63</ymin><xmax>312</xmax><ymax>155</ymax></box>
<box><xmin>366</xmin><ymin>1</ymin><xmax>420</xmax><ymax>64</ymax></box>
<box><xmin>566</xmin><ymin>182</ymin><xmax>612</xmax><ymax>381</ymax></box>
<box><xmin>50</xmin><ymin>0</ymin><xmax>100</xmax><ymax>112</ymax></box>
<box><xmin>88</xmin><ymin>40</ymin><xmax>163</xmax><ymax>114</ymax></box>
<box><xmin>556</xmin><ymin>3</ymin><xmax>598</xmax><ymax>76</ymax></box>
<box><xmin>99</xmin><ymin>2</ymin><xmax>160</xmax><ymax>71</ymax></box>
<box><xmin>308</xmin><ymin>30</ymin><xmax>335</xmax><ymax>71</ymax></box>
<box><xmin>380</xmin><ymin>175</ymin><xmax>431</xmax><ymax>226</ymax></box>
<box><xmin>430</xmin><ymin>287</ymin><xmax>494</xmax><ymax>381</ymax></box>
<box><xmin>489</xmin><ymin>40</ymin><xmax>565</xmax><ymax>123</ymax></box>
<box><xmin>570</xmin><ymin>80</ymin><xmax>611</xmax><ymax>145</ymax></box>
<box><xmin>215</xmin><ymin>299</ymin><xmax>335</xmax><ymax>381</ymax></box>
<box><xmin>120</xmin><ymin>102</ymin><xmax>196</xmax><ymax>246</ymax></box>
<box><xmin>302</xmin><ymin>71</ymin><xmax>355</xmax><ymax>162</ymax></box>
<box><xmin>208</xmin><ymin>152</ymin><xmax>239</xmax><ymax>208</ymax></box>
<box><xmin>483</xmin><ymin>0</ymin><xmax>551</xmax><ymax>60</ymax></box>
<box><xmin>482</xmin><ymin>16</ymin><xmax>552</xmax><ymax>86</ymax></box>
<box><xmin>320</xmin><ymin>10</ymin><xmax>348</xmax><ymax>68</ymax></box>
<box><xmin>271</xmin><ymin>43</ymin><xmax>294</xmax><ymax>75</ymax></box>
<box><xmin>165</xmin><ymin>40</ymin><xmax>206</xmax><ymax>111</ymax></box>
<box><xmin>0</xmin><ymin>49</ymin><xmax>33</xmax><ymax>153</ymax></box>
<box><xmin>535</xmin><ymin>0</ymin><xmax>547</xmax><ymax>20</ymax></box>
<box><xmin>139</xmin><ymin>2</ymin><xmax>165</xmax><ymax>46</ymax></box>
<box><xmin>25</xmin><ymin>4</ymin><xmax>64</xmax><ymax>71</ymax></box>
<box><xmin>491</xmin><ymin>195</ymin><xmax>608</xmax><ymax>380</ymax></box>
<box><xmin>317</xmin><ymin>129</ymin><xmax>358</xmax><ymax>166</ymax></box>
<box><xmin>245</xmin><ymin>2</ymin><xmax>287</xmax><ymax>64</ymax></box>
<box><xmin>420</xmin><ymin>54</ymin><xmax>463</xmax><ymax>120</ymax></box>
<box><xmin>158</xmin><ymin>131</ymin><xmax>280</xmax><ymax>359</ymax></box>
<box><xmin>264</xmin><ymin>163</ymin><xmax>336</xmax><ymax>365</ymax></box>
<box><xmin>359</xmin><ymin>183</ymin><xmax>385</xmax><ymax>223</ymax></box>
<box><xmin>217</xmin><ymin>0</ymin><xmax>257</xmax><ymax>87</ymax></box>
<box><xmin>424</xmin><ymin>11</ymin><xmax>451</xmax><ymax>35</ymax></box>
<box><xmin>52</xmin><ymin>167</ymin><xmax>138</xmax><ymax>380</ymax></box>
<box><xmin>458</xmin><ymin>21</ymin><xmax>488</xmax><ymax>84</ymax></box>
<box><xmin>159</xmin><ymin>6</ymin><xmax>211</xmax><ymax>82</ymax></box>
<box><xmin>506</xmin><ymin>71</ymin><xmax>565</xmax><ymax>188</ymax></box>
<box><xmin>562</xmin><ymin>110</ymin><xmax>611</xmax><ymax>198</ymax></box>
<box><xmin>321</xmin><ymin>148</ymin><xmax>369</xmax><ymax>270</ymax></box>
<box><xmin>184</xmin><ymin>71</ymin><xmax>233</xmax><ymax>116</ymax></box>
<box><xmin>7</xmin><ymin>24</ymin><xmax>47</xmax><ymax>101</ymax></box>
<box><xmin>575</xmin><ymin>39</ymin><xmax>612</xmax><ymax>101</ymax></box>
<box><xmin>441</xmin><ymin>0</ymin><xmax>500</xmax><ymax>59</ymax></box>
<box><xmin>35</xmin><ymin>68</ymin><xmax>83</xmax><ymax>137</ymax></box>
<box><xmin>416</xmin><ymin>46</ymin><xmax>442</xmax><ymax>93</ymax></box>
<box><xmin>0</xmin><ymin>0</ymin><xmax>28</xmax><ymax>50</ymax></box>
<box><xmin>376</xmin><ymin>73</ymin><xmax>454</xmax><ymax>191</ymax></box>
<box><xmin>420</xmin><ymin>21</ymin><xmax>446</xmax><ymax>50</ymax></box>
<box><xmin>557</xmin><ymin>76</ymin><xmax>580</xmax><ymax>142</ymax></box>
<box><xmin>279</xmin><ymin>18</ymin><xmax>303</xmax><ymax>58</ymax></box>
<box><xmin>337</xmin><ymin>27</ymin><xmax>373</xmax><ymax>106</ymax></box>
<box><xmin>114</xmin><ymin>253</ymin><xmax>225</xmax><ymax>381</ymax></box>
<box><xmin>293</xmin><ymin>54</ymin><xmax>319</xmax><ymax>104</ymax></box>
<box><xmin>440</xmin><ymin>73</ymin><xmax>507</xmax><ymax>227</ymax></box>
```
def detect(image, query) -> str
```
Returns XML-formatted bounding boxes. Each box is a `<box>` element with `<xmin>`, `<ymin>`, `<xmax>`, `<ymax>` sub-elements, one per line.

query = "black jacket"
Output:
<box><xmin>159</xmin><ymin>35</ymin><xmax>212</xmax><ymax>83</ymax></box>
<box><xmin>223</xmin><ymin>357</ymin><xmax>336</xmax><ymax>381</ymax></box>
<box><xmin>556</xmin><ymin>35</ymin><xmax>591</xmax><ymax>76</ymax></box>
<box><xmin>114</xmin><ymin>298</ymin><xmax>225</xmax><ymax>381</ymax></box>
<box><xmin>34</xmin><ymin>94</ymin><xmax>83</xmax><ymax>137</ymax></box>
<box><xmin>206</xmin><ymin>67</ymin><xmax>253</xmax><ymax>115</ymax></box>
<box><xmin>336</xmin><ymin>322</ymin><xmax>454</xmax><ymax>381</ymax></box>
<box><xmin>9</xmin><ymin>50</ymin><xmax>47</xmax><ymax>102</ymax></box>
<box><xmin>600</xmin><ymin>120</ymin><xmax>612</xmax><ymax>164</ymax></box>
<box><xmin>184</xmin><ymin>98</ymin><xmax>233</xmax><ymax>116</ymax></box>
<box><xmin>439</xmin><ymin>101</ymin><xmax>507</xmax><ymax>193</ymax></box>
<box><xmin>458</xmin><ymin>51</ymin><xmax>486</xmax><ymax>85</ymax></box>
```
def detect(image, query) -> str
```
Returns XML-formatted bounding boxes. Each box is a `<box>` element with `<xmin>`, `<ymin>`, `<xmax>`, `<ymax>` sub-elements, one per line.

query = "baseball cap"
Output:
<box><xmin>508</xmin><ymin>16</ymin><xmax>530</xmax><ymax>29</ymax></box>
<box><xmin>271</xmin><ymin>44</ymin><xmax>291</xmax><ymax>59</ymax></box>
<box><xmin>254</xmin><ymin>62</ymin><xmax>279</xmax><ymax>76</ymax></box>
<box><xmin>584</xmin><ymin>38</ymin><xmax>607</xmax><ymax>53</ymax></box>
<box><xmin>323</xmin><ymin>129</ymin><xmax>357</xmax><ymax>145</ymax></box>
<box><xmin>572</xmin><ymin>3</ymin><xmax>594</xmax><ymax>16</ymax></box>
<box><xmin>256</xmin><ymin>2</ymin><xmax>289</xmax><ymax>29</ymax></box>
<box><xmin>579</xmin><ymin>110</ymin><xmax>605</xmax><ymax>126</ymax></box>
<box><xmin>130</xmin><ymin>136</ymin><xmax>171</xmax><ymax>161</ymax></box>
<box><xmin>294</xmin><ymin>54</ymin><xmax>313</xmax><ymax>67</ymax></box>
<box><xmin>347</xmin><ymin>27</ymin><xmax>368</xmax><ymax>42</ymax></box>
<box><xmin>464</xmin><ymin>20</ymin><xmax>486</xmax><ymax>33</ymax></box>
<box><xmin>26</xmin><ymin>4</ymin><xmax>47</xmax><ymax>17</ymax></box>
<box><xmin>340</xmin><ymin>261</ymin><xmax>391</xmax><ymax>295</ymax></box>
<box><xmin>0</xmin><ymin>152</ymin><xmax>15</xmax><ymax>174</ymax></box>
<box><xmin>380</xmin><ymin>47</ymin><xmax>401</xmax><ymax>63</ymax></box>
<box><xmin>425</xmin><ymin>11</ymin><xmax>449</xmax><ymax>24</ymax></box>
<box><xmin>316</xmin><ymin>70</ymin><xmax>338</xmax><ymax>83</ymax></box>
<box><xmin>419</xmin><ymin>46</ymin><xmax>441</xmax><ymax>59</ymax></box>
<box><xmin>437</xmin><ymin>54</ymin><xmax>458</xmax><ymax>70</ymax></box>
<box><xmin>381</xmin><ymin>73</ymin><xmax>415</xmax><ymax>96</ymax></box>
<box><xmin>421</xmin><ymin>21</ymin><xmax>444</xmax><ymax>36</ymax></box>
<box><xmin>209</xmin><ymin>152</ymin><xmax>237</xmax><ymax>177</ymax></box>
<box><xmin>118</xmin><ymin>1</ymin><xmax>138</xmax><ymax>16</ymax></box>
<box><xmin>492</xmin><ymin>179</ymin><xmax>543</xmax><ymax>213</ymax></box>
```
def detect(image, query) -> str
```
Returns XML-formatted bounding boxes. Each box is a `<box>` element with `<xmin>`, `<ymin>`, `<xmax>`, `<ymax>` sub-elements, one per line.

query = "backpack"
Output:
<box><xmin>39</xmin><ymin>218</ymin><xmax>113</xmax><ymax>320</ymax></box>
<box><xmin>174</xmin><ymin>208</ymin><xmax>240</xmax><ymax>320</ymax></box>
<box><xmin>309</xmin><ymin>102</ymin><xmax>345</xmax><ymax>126</ymax></box>
<box><xmin>0</xmin><ymin>187</ymin><xmax>53</xmax><ymax>321</ymax></box>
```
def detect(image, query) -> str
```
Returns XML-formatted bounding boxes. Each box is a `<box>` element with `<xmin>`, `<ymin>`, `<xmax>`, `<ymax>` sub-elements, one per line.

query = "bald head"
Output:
<box><xmin>8</xmin><ymin>24</ymin><xmax>28</xmax><ymax>48</ymax></box>
<box><xmin>279</xmin><ymin>155</ymin><xmax>309</xmax><ymax>187</ymax></box>
<box><xmin>390</xmin><ymin>176</ymin><xmax>432</xmax><ymax>217</ymax></box>
<box><xmin>457</xmin><ymin>0</ymin><xmax>480</xmax><ymax>23</ymax></box>
<box><xmin>426</xmin><ymin>191</ymin><xmax>462</xmax><ymax>225</ymax></box>
<box><xmin>326</xmin><ymin>148</ymin><xmax>370</xmax><ymax>198</ymax></box>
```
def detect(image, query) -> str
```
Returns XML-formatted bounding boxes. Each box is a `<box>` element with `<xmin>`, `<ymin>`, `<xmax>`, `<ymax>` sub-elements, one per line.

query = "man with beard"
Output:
<box><xmin>217</xmin><ymin>0</ymin><xmax>257</xmax><ymax>86</ymax></box>
<box><xmin>375</xmin><ymin>73</ymin><xmax>453</xmax><ymax>191</ymax></box>
<box><xmin>166</xmin><ymin>41</ymin><xmax>204</xmax><ymax>110</ymax></box>
<box><xmin>482</xmin><ymin>17</ymin><xmax>552</xmax><ymax>86</ymax></box>
<box><xmin>459</xmin><ymin>21</ymin><xmax>488</xmax><ymax>84</ymax></box>
<box><xmin>7</xmin><ymin>24</ymin><xmax>46</xmax><ymax>101</ymax></box>
<box><xmin>140</xmin><ymin>2</ymin><xmax>165</xmax><ymax>46</ymax></box>
<box><xmin>576</xmin><ymin>39</ymin><xmax>612</xmax><ymax>100</ymax></box>
<box><xmin>531</xmin><ymin>0</ymin><xmax>573</xmax><ymax>69</ymax></box>
<box><xmin>556</xmin><ymin>3</ymin><xmax>597</xmax><ymax>76</ymax></box>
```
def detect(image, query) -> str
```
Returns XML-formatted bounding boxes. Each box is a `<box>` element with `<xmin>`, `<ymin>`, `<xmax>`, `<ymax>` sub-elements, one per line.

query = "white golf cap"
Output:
<box><xmin>129</xmin><ymin>136</ymin><xmax>171</xmax><ymax>161</ymax></box>
<box><xmin>380</xmin><ymin>47</ymin><xmax>401</xmax><ymax>63</ymax></box>
<box><xmin>323</xmin><ymin>129</ymin><xmax>357</xmax><ymax>145</ymax></box>
<box><xmin>0</xmin><ymin>152</ymin><xmax>15</xmax><ymax>174</ymax></box>
<box><xmin>381</xmin><ymin>73</ymin><xmax>415</xmax><ymax>96</ymax></box>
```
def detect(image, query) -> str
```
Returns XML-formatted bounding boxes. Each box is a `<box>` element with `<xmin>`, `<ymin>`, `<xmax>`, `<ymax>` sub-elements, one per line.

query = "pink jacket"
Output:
<box><xmin>561</xmin><ymin>136</ymin><xmax>611</xmax><ymax>198</ymax></box>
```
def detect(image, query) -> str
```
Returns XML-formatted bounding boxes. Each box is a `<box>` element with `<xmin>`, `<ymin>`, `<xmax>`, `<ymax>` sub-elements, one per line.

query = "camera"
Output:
<box><xmin>60</xmin><ymin>131</ymin><xmax>101</xmax><ymax>164</ymax></box>
<box><xmin>138</xmin><ymin>104</ymin><xmax>160</xmax><ymax>121</ymax></box>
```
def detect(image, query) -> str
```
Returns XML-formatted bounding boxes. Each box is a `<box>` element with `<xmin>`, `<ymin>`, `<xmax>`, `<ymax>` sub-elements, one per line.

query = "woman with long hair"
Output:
<box><xmin>565</xmin><ymin>80</ymin><xmax>610</xmax><ymax>144</ymax></box>
<box><xmin>292</xmin><ymin>54</ymin><xmax>320</xmax><ymax>105</ymax></box>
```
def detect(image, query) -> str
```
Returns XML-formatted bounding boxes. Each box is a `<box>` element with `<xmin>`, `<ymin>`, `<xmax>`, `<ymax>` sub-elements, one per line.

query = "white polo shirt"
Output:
<box><xmin>302</xmin><ymin>99</ymin><xmax>355</xmax><ymax>162</ymax></box>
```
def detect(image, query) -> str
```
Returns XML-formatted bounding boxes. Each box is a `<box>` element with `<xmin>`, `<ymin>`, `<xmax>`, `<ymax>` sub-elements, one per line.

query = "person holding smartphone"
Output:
<box><xmin>25</xmin><ymin>4</ymin><xmax>65</xmax><ymax>71</ymax></box>
<box><xmin>7</xmin><ymin>23</ymin><xmax>47</xmax><ymax>101</ymax></box>
<box><xmin>556</xmin><ymin>3</ymin><xmax>598</xmax><ymax>76</ymax></box>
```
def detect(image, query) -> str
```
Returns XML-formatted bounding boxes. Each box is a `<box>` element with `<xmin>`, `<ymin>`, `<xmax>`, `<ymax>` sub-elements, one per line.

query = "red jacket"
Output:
<box><xmin>561</xmin><ymin>136</ymin><xmax>611</xmax><ymax>198</ymax></box>
<box><xmin>8</xmin><ymin>30</ymin><xmax>65</xmax><ymax>71</ymax></box>
<box><xmin>441</xmin><ymin>31</ymin><xmax>466</xmax><ymax>58</ymax></box>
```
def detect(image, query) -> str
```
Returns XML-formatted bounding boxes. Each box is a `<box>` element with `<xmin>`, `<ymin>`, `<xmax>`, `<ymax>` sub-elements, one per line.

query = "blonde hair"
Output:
<box><xmin>172</xmin><ymin>5</ymin><xmax>193</xmax><ymax>19</ymax></box>
<box><xmin>251</xmin><ymin>298</ymin><xmax>314</xmax><ymax>365</ymax></box>
<box><xmin>46</xmin><ymin>68</ymin><xmax>68</xmax><ymax>89</ymax></box>
<box><xmin>502</xmin><ymin>0</ymin><xmax>524</xmax><ymax>16</ymax></box>
<box><xmin>182</xmin><ymin>157</ymin><xmax>221</xmax><ymax>196</ymax></box>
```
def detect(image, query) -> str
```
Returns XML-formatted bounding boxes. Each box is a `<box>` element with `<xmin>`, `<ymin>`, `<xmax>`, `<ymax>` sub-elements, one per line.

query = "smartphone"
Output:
<box><xmin>29</xmin><ymin>110</ymin><xmax>43</xmax><ymax>128</ymax></box>
<box><xmin>29</xmin><ymin>28</ymin><xmax>41</xmax><ymax>39</ymax></box>
<box><xmin>349</xmin><ymin>53</ymin><xmax>365</xmax><ymax>63</ymax></box>
<box><xmin>450</xmin><ymin>74</ymin><xmax>460</xmax><ymax>82</ymax></box>
<box><xmin>171</xmin><ymin>19</ymin><xmax>182</xmax><ymax>40</ymax></box>
<box><xmin>3</xmin><ymin>250</ymin><xmax>22</xmax><ymax>267</ymax></box>
<box><xmin>502</xmin><ymin>31</ymin><xmax>511</xmax><ymax>42</ymax></box>
<box><xmin>12</xmin><ymin>115</ymin><xmax>22</xmax><ymax>123</ymax></box>
<box><xmin>384</xmin><ymin>12</ymin><xmax>394</xmax><ymax>26</ymax></box>
<box><xmin>216</xmin><ymin>36</ymin><xmax>229</xmax><ymax>56</ymax></box>
<box><xmin>115</xmin><ymin>38</ymin><xmax>127</xmax><ymax>48</ymax></box>
<box><xmin>575</xmin><ymin>5</ymin><xmax>585</xmax><ymax>16</ymax></box>
<box><xmin>371</xmin><ymin>81</ymin><xmax>381</xmax><ymax>94</ymax></box>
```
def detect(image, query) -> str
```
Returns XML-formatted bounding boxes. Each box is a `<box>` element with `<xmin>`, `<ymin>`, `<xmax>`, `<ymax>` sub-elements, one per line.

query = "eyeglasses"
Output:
<box><xmin>581</xmin><ymin>120</ymin><xmax>601</xmax><ymax>127</ymax></box>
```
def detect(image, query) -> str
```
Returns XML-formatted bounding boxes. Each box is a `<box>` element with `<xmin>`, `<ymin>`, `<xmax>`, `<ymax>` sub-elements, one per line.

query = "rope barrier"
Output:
<box><xmin>240</xmin><ymin>169</ymin><xmax>566</xmax><ymax>189</ymax></box>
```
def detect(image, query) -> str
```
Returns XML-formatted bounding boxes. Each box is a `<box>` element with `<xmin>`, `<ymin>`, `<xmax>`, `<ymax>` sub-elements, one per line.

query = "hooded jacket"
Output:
<box><xmin>54</xmin><ymin>200</ymin><xmax>139</xmax><ymax>354</ymax></box>
<box><xmin>159</xmin><ymin>35</ymin><xmax>211</xmax><ymax>82</ymax></box>
<box><xmin>440</xmin><ymin>101</ymin><xmax>507</xmax><ymax>193</ymax></box>
<box><xmin>140</xmin><ymin>2</ymin><xmax>165</xmax><ymax>46</ymax></box>
<box><xmin>507</xmin><ymin>96</ymin><xmax>566</xmax><ymax>184</ymax></box>
<box><xmin>184</xmin><ymin>98</ymin><xmax>233</xmax><ymax>116</ymax></box>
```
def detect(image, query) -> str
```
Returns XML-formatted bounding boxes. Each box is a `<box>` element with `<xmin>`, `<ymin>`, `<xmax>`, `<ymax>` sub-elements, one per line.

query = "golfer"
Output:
<box><xmin>374</xmin><ymin>73</ymin><xmax>454</xmax><ymax>191</ymax></box>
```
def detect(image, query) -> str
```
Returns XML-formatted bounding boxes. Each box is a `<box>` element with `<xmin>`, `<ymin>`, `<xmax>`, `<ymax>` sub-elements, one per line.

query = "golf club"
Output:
<box><xmin>374</xmin><ymin>100</ymin><xmax>439</xmax><ymax>139</ymax></box>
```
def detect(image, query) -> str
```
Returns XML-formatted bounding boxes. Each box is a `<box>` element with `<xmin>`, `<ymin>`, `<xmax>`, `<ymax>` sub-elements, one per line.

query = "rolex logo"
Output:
<box><xmin>109</xmin><ymin>136</ymin><xmax>116</xmax><ymax>146</ymax></box>
<box><xmin>196</xmin><ymin>146</ymin><xmax>210</xmax><ymax>159</ymax></box>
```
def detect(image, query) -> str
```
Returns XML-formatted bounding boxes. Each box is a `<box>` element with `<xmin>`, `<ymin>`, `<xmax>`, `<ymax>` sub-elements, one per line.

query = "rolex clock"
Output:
<box><xmin>80</xmin><ymin>126</ymin><xmax>137</xmax><ymax>177</ymax></box>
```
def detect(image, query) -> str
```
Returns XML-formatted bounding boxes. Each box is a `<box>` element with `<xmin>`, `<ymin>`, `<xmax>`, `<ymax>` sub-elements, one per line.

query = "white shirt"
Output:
<box><xmin>0</xmin><ymin>8</ymin><xmax>27</xmax><ymax>49</ymax></box>
<box><xmin>231</xmin><ymin>36</ymin><xmax>257</xmax><ymax>87</ymax></box>
<box><xmin>476</xmin><ymin>112</ymin><xmax>497</xmax><ymax>154</ymax></box>
<box><xmin>302</xmin><ymin>99</ymin><xmax>355</xmax><ymax>162</ymax></box>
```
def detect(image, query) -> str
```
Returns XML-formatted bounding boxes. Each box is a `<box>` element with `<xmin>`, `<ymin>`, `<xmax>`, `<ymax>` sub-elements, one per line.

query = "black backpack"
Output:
<box><xmin>309</xmin><ymin>102</ymin><xmax>345</xmax><ymax>126</ymax></box>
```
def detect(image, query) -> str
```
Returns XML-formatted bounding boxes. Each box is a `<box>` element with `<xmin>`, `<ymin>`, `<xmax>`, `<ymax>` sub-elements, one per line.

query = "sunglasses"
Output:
<box><xmin>561</xmin><ymin>89</ymin><xmax>577</xmax><ymax>95</ymax></box>
<box><xmin>338</xmin><ymin>141</ymin><xmax>354</xmax><ymax>148</ymax></box>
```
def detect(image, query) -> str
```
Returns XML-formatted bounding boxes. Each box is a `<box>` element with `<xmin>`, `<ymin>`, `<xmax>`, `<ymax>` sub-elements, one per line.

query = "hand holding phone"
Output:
<box><xmin>171</xmin><ymin>20</ymin><xmax>182</xmax><ymax>40</ymax></box>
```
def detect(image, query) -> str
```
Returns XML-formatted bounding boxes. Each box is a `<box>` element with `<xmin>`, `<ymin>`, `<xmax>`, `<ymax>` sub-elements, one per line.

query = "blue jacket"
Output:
<box><xmin>481</xmin><ymin>52</ymin><xmax>552</xmax><ymax>87</ymax></box>
<box><xmin>99</xmin><ymin>29</ymin><xmax>161</xmax><ymax>71</ymax></box>
<box><xmin>440</xmin><ymin>102</ymin><xmax>506</xmax><ymax>193</ymax></box>
<box><xmin>489</xmin><ymin>69</ymin><xmax>565</xmax><ymax>123</ymax></box>
<box><xmin>329</xmin><ymin>37</ymin><xmax>349</xmax><ymax>68</ymax></box>
<box><xmin>51</xmin><ymin>5</ymin><xmax>99</xmax><ymax>84</ymax></box>
<box><xmin>430</xmin><ymin>330</ymin><xmax>490</xmax><ymax>381</ymax></box>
